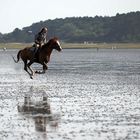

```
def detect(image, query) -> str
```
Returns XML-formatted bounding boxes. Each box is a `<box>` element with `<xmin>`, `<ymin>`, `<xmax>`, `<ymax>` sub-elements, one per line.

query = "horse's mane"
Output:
<box><xmin>41</xmin><ymin>40</ymin><xmax>51</xmax><ymax>49</ymax></box>
<box><xmin>42</xmin><ymin>37</ymin><xmax>58</xmax><ymax>49</ymax></box>
<box><xmin>42</xmin><ymin>40</ymin><xmax>51</xmax><ymax>48</ymax></box>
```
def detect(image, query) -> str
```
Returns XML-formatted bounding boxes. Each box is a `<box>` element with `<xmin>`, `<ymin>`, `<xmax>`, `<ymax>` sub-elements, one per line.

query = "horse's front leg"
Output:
<box><xmin>42</xmin><ymin>62</ymin><xmax>48</xmax><ymax>73</ymax></box>
<box><xmin>27</xmin><ymin>61</ymin><xmax>35</xmax><ymax>79</ymax></box>
<box><xmin>35</xmin><ymin>62</ymin><xmax>48</xmax><ymax>74</ymax></box>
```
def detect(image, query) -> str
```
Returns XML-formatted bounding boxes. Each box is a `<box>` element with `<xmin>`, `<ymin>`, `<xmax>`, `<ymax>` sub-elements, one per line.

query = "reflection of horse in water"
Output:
<box><xmin>13</xmin><ymin>37</ymin><xmax>62</xmax><ymax>79</ymax></box>
<box><xmin>18</xmin><ymin>96</ymin><xmax>59</xmax><ymax>132</ymax></box>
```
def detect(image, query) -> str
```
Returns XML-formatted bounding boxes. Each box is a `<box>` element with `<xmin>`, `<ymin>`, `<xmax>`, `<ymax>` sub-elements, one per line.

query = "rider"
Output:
<box><xmin>32</xmin><ymin>27</ymin><xmax>48</xmax><ymax>59</ymax></box>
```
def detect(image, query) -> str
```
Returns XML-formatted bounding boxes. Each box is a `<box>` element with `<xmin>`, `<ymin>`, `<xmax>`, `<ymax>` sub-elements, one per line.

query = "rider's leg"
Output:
<box><xmin>32</xmin><ymin>43</ymin><xmax>38</xmax><ymax>60</ymax></box>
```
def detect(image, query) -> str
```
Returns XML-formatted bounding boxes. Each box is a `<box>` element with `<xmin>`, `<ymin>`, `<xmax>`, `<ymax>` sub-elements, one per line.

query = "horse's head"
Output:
<box><xmin>49</xmin><ymin>37</ymin><xmax>62</xmax><ymax>52</ymax></box>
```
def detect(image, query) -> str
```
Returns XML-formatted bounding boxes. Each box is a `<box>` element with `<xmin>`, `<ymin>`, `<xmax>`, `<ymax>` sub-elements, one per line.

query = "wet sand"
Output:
<box><xmin>0</xmin><ymin>48</ymin><xmax>140</xmax><ymax>140</ymax></box>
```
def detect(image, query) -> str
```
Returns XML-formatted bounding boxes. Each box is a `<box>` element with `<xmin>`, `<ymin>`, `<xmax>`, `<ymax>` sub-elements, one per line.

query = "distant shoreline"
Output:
<box><xmin>0</xmin><ymin>43</ymin><xmax>140</xmax><ymax>49</ymax></box>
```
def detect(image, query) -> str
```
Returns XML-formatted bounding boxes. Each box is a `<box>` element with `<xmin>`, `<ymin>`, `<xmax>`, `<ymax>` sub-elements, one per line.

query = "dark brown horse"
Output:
<box><xmin>13</xmin><ymin>37</ymin><xmax>62</xmax><ymax>79</ymax></box>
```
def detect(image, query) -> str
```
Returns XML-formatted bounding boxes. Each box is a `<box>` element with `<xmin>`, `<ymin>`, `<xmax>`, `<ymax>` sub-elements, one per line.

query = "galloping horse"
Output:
<box><xmin>13</xmin><ymin>37</ymin><xmax>62</xmax><ymax>79</ymax></box>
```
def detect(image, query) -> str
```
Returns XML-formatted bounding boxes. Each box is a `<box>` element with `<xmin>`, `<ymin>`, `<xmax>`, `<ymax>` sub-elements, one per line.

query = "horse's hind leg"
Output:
<box><xmin>23</xmin><ymin>60</ymin><xmax>28</xmax><ymax>72</ymax></box>
<box><xmin>27</xmin><ymin>61</ymin><xmax>35</xmax><ymax>78</ymax></box>
<box><xmin>23</xmin><ymin>60</ymin><xmax>33</xmax><ymax>77</ymax></box>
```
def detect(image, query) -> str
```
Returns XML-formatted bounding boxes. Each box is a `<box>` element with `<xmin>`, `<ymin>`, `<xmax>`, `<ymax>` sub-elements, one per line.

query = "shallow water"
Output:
<box><xmin>0</xmin><ymin>48</ymin><xmax>140</xmax><ymax>140</ymax></box>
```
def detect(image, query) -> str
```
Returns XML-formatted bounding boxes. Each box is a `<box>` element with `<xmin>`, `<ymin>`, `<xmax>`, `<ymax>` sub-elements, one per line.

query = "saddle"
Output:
<box><xmin>30</xmin><ymin>44</ymin><xmax>40</xmax><ymax>60</ymax></box>
<box><xmin>30</xmin><ymin>44</ymin><xmax>38</xmax><ymax>50</ymax></box>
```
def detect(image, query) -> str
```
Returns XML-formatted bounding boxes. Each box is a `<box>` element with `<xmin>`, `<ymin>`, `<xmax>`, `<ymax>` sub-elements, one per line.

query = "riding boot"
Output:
<box><xmin>35</xmin><ymin>44</ymin><xmax>42</xmax><ymax>60</ymax></box>
<box><xmin>32</xmin><ymin>44</ymin><xmax>38</xmax><ymax>60</ymax></box>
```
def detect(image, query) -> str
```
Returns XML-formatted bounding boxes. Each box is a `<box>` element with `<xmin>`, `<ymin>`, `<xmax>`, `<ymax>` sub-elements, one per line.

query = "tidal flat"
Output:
<box><xmin>0</xmin><ymin>48</ymin><xmax>140</xmax><ymax>140</ymax></box>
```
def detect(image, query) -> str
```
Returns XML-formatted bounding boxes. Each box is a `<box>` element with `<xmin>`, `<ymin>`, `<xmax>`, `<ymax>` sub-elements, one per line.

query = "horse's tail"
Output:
<box><xmin>12</xmin><ymin>50</ymin><xmax>22</xmax><ymax>63</ymax></box>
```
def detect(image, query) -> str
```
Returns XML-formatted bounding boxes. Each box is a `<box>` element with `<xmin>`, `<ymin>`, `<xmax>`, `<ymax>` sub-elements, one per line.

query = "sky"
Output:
<box><xmin>0</xmin><ymin>0</ymin><xmax>140</xmax><ymax>33</ymax></box>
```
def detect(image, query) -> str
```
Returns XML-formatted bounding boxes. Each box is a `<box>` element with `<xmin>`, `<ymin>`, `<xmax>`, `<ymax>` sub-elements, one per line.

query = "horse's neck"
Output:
<box><xmin>42</xmin><ymin>45</ymin><xmax>53</xmax><ymax>57</ymax></box>
<box><xmin>47</xmin><ymin>47</ymin><xmax>53</xmax><ymax>58</ymax></box>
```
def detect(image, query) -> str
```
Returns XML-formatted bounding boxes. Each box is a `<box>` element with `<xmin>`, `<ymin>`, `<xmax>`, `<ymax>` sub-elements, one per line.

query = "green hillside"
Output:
<box><xmin>0</xmin><ymin>11</ymin><xmax>140</xmax><ymax>43</ymax></box>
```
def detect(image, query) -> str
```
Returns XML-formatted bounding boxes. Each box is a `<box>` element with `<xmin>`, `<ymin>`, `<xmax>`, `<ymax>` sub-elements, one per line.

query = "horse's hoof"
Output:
<box><xmin>30</xmin><ymin>76</ymin><xmax>33</xmax><ymax>79</ymax></box>
<box><xmin>35</xmin><ymin>70</ymin><xmax>40</xmax><ymax>74</ymax></box>
<box><xmin>35</xmin><ymin>71</ymin><xmax>43</xmax><ymax>74</ymax></box>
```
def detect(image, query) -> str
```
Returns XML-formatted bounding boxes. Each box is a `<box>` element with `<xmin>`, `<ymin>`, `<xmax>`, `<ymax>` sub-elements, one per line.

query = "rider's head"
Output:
<box><xmin>41</xmin><ymin>27</ymin><xmax>48</xmax><ymax>33</ymax></box>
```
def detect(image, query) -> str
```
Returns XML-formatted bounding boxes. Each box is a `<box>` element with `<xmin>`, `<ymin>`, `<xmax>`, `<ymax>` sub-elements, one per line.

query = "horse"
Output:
<box><xmin>13</xmin><ymin>37</ymin><xmax>62</xmax><ymax>79</ymax></box>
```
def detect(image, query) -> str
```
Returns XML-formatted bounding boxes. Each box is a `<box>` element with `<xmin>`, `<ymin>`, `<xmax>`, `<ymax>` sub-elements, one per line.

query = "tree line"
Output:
<box><xmin>0</xmin><ymin>11</ymin><xmax>140</xmax><ymax>43</ymax></box>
